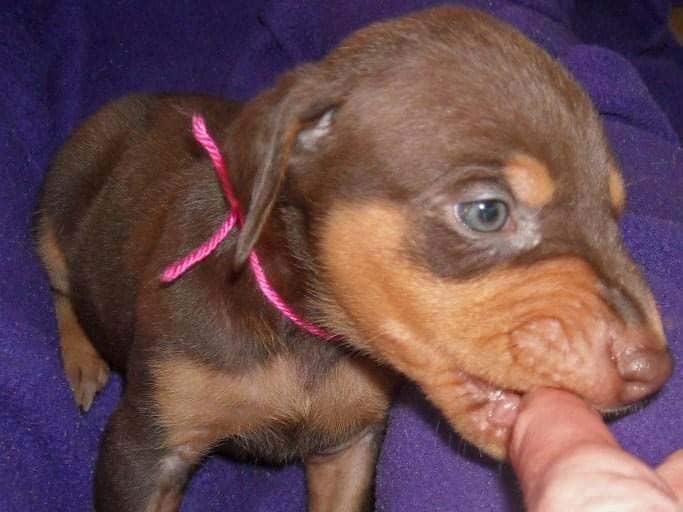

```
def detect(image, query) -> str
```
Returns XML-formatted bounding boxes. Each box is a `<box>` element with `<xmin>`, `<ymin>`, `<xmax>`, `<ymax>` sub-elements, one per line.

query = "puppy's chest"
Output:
<box><xmin>152</xmin><ymin>352</ymin><xmax>393</xmax><ymax>461</ymax></box>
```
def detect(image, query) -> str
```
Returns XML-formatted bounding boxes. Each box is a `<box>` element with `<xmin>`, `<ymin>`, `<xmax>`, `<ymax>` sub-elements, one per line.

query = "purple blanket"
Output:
<box><xmin>1</xmin><ymin>1</ymin><xmax>681</xmax><ymax>510</ymax></box>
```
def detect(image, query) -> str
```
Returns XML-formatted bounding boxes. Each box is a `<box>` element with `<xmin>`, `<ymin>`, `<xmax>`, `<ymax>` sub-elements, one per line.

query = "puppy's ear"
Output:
<box><xmin>231</xmin><ymin>71</ymin><xmax>339</xmax><ymax>272</ymax></box>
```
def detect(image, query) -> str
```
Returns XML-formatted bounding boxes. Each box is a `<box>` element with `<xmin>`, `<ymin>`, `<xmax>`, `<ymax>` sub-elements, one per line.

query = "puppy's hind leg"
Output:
<box><xmin>36</xmin><ymin>218</ymin><xmax>109</xmax><ymax>411</ymax></box>
<box><xmin>55</xmin><ymin>293</ymin><xmax>110</xmax><ymax>411</ymax></box>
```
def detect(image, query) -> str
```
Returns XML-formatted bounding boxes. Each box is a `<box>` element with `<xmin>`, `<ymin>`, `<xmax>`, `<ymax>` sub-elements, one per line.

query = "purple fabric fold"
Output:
<box><xmin>1</xmin><ymin>1</ymin><xmax>681</xmax><ymax>510</ymax></box>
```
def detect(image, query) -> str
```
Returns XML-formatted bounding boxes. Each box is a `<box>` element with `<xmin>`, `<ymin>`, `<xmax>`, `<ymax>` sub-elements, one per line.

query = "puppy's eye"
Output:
<box><xmin>456</xmin><ymin>199</ymin><xmax>509</xmax><ymax>232</ymax></box>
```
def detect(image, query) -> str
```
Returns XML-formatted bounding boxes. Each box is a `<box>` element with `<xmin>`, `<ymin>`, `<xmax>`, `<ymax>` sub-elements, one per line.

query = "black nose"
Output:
<box><xmin>616</xmin><ymin>347</ymin><xmax>673</xmax><ymax>404</ymax></box>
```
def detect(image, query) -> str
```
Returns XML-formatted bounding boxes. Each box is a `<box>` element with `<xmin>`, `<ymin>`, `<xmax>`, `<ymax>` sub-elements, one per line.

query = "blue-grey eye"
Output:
<box><xmin>457</xmin><ymin>199</ymin><xmax>509</xmax><ymax>232</ymax></box>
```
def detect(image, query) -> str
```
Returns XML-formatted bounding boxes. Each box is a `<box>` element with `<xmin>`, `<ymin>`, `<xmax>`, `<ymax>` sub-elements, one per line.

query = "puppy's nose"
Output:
<box><xmin>615</xmin><ymin>347</ymin><xmax>673</xmax><ymax>404</ymax></box>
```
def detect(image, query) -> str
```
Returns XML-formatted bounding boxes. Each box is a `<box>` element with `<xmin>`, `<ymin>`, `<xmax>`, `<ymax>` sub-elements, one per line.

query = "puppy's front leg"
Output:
<box><xmin>304</xmin><ymin>428</ymin><xmax>383</xmax><ymax>512</ymax></box>
<box><xmin>95</xmin><ymin>391</ymin><xmax>210</xmax><ymax>512</ymax></box>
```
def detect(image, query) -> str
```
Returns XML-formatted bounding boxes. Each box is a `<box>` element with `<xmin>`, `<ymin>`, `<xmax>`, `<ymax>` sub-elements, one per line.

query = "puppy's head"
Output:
<box><xmin>228</xmin><ymin>7</ymin><xmax>672</xmax><ymax>458</ymax></box>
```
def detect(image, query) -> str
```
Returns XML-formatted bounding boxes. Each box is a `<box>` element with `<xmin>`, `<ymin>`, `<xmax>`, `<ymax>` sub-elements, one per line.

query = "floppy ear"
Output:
<box><xmin>231</xmin><ymin>71</ymin><xmax>340</xmax><ymax>271</ymax></box>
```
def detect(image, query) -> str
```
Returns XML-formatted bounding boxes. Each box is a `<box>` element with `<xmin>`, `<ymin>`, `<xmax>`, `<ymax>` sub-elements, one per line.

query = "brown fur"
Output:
<box><xmin>34</xmin><ymin>6</ymin><xmax>671</xmax><ymax>511</ymax></box>
<box><xmin>306</xmin><ymin>430</ymin><xmax>382</xmax><ymax>511</ymax></box>
<box><xmin>671</xmin><ymin>6</ymin><xmax>683</xmax><ymax>44</ymax></box>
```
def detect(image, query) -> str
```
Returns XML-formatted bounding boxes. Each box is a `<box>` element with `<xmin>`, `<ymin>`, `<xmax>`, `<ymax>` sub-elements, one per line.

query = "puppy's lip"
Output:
<box><xmin>453</xmin><ymin>368</ymin><xmax>523</xmax><ymax>429</ymax></box>
<box><xmin>488</xmin><ymin>389</ymin><xmax>523</xmax><ymax>428</ymax></box>
<box><xmin>598</xmin><ymin>393</ymin><xmax>655</xmax><ymax>419</ymax></box>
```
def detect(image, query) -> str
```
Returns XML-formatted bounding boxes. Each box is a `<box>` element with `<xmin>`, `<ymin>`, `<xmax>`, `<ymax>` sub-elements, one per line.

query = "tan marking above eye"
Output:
<box><xmin>503</xmin><ymin>154</ymin><xmax>555</xmax><ymax>208</ymax></box>
<box><xmin>608</xmin><ymin>167</ymin><xmax>626</xmax><ymax>213</ymax></box>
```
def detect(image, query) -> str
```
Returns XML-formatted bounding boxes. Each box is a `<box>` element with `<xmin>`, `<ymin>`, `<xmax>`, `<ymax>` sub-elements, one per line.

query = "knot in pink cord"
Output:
<box><xmin>161</xmin><ymin>114</ymin><xmax>329</xmax><ymax>339</ymax></box>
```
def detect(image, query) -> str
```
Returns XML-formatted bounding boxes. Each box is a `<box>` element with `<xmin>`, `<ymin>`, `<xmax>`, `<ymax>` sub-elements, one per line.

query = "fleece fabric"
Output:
<box><xmin>1</xmin><ymin>1</ymin><xmax>681</xmax><ymax>510</ymax></box>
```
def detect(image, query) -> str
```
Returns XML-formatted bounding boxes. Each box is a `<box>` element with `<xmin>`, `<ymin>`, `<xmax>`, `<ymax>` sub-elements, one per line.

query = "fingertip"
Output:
<box><xmin>509</xmin><ymin>388</ymin><xmax>616</xmax><ymax>483</ymax></box>
<box><xmin>510</xmin><ymin>388</ymin><xmax>591</xmax><ymax>458</ymax></box>
<box><xmin>511</xmin><ymin>390</ymin><xmax>681</xmax><ymax>511</ymax></box>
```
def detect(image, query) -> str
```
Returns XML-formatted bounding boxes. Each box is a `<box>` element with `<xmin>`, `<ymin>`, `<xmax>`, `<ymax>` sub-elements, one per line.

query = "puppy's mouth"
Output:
<box><xmin>451</xmin><ymin>368</ymin><xmax>523</xmax><ymax>446</ymax></box>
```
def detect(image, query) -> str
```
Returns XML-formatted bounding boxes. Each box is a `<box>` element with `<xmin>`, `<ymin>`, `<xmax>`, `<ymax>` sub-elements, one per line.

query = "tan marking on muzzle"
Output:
<box><xmin>318</xmin><ymin>200</ymin><xmax>667</xmax><ymax>456</ymax></box>
<box><xmin>320</xmin><ymin>201</ymin><xmax>610</xmax><ymax>389</ymax></box>
<box><xmin>503</xmin><ymin>154</ymin><xmax>555</xmax><ymax>208</ymax></box>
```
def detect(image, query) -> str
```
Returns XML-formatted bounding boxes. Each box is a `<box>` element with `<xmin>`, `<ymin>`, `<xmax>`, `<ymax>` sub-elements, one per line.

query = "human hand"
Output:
<box><xmin>509</xmin><ymin>388</ymin><xmax>683</xmax><ymax>511</ymax></box>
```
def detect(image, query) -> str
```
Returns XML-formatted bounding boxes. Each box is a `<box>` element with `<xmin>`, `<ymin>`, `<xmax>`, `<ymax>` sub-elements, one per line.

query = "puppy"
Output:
<box><xmin>35</xmin><ymin>6</ymin><xmax>672</xmax><ymax>512</ymax></box>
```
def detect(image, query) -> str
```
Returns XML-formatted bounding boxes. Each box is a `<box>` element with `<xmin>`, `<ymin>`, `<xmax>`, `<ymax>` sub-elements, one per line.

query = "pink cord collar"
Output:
<box><xmin>161</xmin><ymin>115</ymin><xmax>329</xmax><ymax>339</ymax></box>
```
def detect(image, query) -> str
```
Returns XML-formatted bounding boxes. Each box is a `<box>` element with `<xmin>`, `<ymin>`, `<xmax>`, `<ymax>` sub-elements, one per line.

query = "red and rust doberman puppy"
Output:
<box><xmin>35</xmin><ymin>6</ymin><xmax>672</xmax><ymax>512</ymax></box>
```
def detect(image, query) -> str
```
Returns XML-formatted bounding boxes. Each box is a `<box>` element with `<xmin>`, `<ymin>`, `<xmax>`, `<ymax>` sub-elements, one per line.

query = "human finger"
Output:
<box><xmin>510</xmin><ymin>388</ymin><xmax>679</xmax><ymax>511</ymax></box>
<box><xmin>658</xmin><ymin>449</ymin><xmax>683</xmax><ymax>502</ymax></box>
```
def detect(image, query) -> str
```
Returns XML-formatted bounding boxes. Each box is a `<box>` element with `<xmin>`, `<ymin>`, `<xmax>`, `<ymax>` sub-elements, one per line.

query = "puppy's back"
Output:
<box><xmin>38</xmin><ymin>95</ymin><xmax>153</xmax><ymax>241</ymax></box>
<box><xmin>35</xmin><ymin>94</ymin><xmax>241</xmax><ymax>368</ymax></box>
